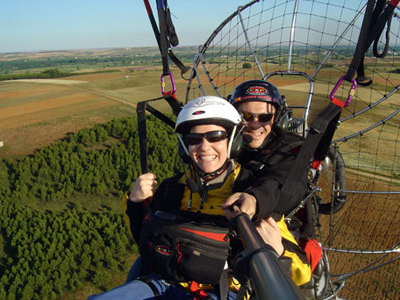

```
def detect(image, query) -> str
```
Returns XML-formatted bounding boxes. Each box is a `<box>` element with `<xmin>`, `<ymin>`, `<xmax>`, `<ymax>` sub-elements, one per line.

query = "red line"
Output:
<box><xmin>180</xmin><ymin>227</ymin><xmax>228</xmax><ymax>242</ymax></box>
<box><xmin>143</xmin><ymin>0</ymin><xmax>152</xmax><ymax>15</ymax></box>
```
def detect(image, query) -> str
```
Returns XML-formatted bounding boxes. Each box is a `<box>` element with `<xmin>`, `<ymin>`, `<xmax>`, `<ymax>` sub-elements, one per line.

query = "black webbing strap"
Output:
<box><xmin>137</xmin><ymin>101</ymin><xmax>149</xmax><ymax>174</ymax></box>
<box><xmin>143</xmin><ymin>0</ymin><xmax>190</xmax><ymax>76</ymax></box>
<box><xmin>345</xmin><ymin>0</ymin><xmax>376</xmax><ymax>82</ymax></box>
<box><xmin>364</xmin><ymin>0</ymin><xmax>398</xmax><ymax>55</ymax></box>
<box><xmin>373</xmin><ymin>15</ymin><xmax>391</xmax><ymax>58</ymax></box>
<box><xmin>164</xmin><ymin>94</ymin><xmax>183</xmax><ymax>116</ymax></box>
<box><xmin>370</xmin><ymin>0</ymin><xmax>391</xmax><ymax>59</ymax></box>
<box><xmin>157</xmin><ymin>0</ymin><xmax>171</xmax><ymax>76</ymax></box>
<box><xmin>347</xmin><ymin>0</ymin><xmax>398</xmax><ymax>84</ymax></box>
<box><xmin>156</xmin><ymin>0</ymin><xmax>190</xmax><ymax>76</ymax></box>
<box><xmin>364</xmin><ymin>0</ymin><xmax>395</xmax><ymax>79</ymax></box>
<box><xmin>165</xmin><ymin>5</ymin><xmax>179</xmax><ymax>47</ymax></box>
<box><xmin>280</xmin><ymin>102</ymin><xmax>343</xmax><ymax>201</ymax></box>
<box><xmin>147</xmin><ymin>103</ymin><xmax>176</xmax><ymax>128</ymax></box>
<box><xmin>136</xmin><ymin>96</ymin><xmax>182</xmax><ymax>174</ymax></box>
<box><xmin>218</xmin><ymin>269</ymin><xmax>229</xmax><ymax>300</ymax></box>
<box><xmin>169</xmin><ymin>49</ymin><xmax>191</xmax><ymax>75</ymax></box>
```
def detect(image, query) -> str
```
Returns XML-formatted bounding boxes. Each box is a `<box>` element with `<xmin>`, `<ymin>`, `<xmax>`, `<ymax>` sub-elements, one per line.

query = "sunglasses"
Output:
<box><xmin>240</xmin><ymin>111</ymin><xmax>275</xmax><ymax>123</ymax></box>
<box><xmin>185</xmin><ymin>130</ymin><xmax>228</xmax><ymax>146</ymax></box>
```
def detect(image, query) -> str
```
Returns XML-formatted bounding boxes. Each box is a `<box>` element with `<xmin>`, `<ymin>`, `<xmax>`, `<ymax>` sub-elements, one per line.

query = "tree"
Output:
<box><xmin>92</xmin><ymin>270</ymin><xmax>111</xmax><ymax>286</ymax></box>
<box><xmin>0</xmin><ymin>286</ymin><xmax>6</xmax><ymax>300</ymax></box>
<box><xmin>20</xmin><ymin>284</ymin><xmax>35</xmax><ymax>300</ymax></box>
<box><xmin>243</xmin><ymin>62</ymin><xmax>252</xmax><ymax>69</ymax></box>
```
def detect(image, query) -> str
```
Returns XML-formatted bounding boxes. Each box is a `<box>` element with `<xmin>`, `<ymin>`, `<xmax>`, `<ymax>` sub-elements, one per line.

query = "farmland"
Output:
<box><xmin>0</xmin><ymin>53</ymin><xmax>191</xmax><ymax>160</ymax></box>
<box><xmin>1</xmin><ymin>47</ymin><xmax>399</xmax><ymax>300</ymax></box>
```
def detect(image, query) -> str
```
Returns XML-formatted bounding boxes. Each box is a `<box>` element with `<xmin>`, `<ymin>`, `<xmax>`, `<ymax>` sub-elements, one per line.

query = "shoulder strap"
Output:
<box><xmin>136</xmin><ymin>96</ymin><xmax>182</xmax><ymax>174</ymax></box>
<box><xmin>280</xmin><ymin>101</ymin><xmax>343</xmax><ymax>204</ymax></box>
<box><xmin>264</xmin><ymin>135</ymin><xmax>304</xmax><ymax>166</ymax></box>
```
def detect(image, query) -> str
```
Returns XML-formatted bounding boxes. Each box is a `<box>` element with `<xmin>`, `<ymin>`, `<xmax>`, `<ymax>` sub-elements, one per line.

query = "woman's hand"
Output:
<box><xmin>256</xmin><ymin>217</ymin><xmax>284</xmax><ymax>256</ymax></box>
<box><xmin>222</xmin><ymin>192</ymin><xmax>257</xmax><ymax>219</ymax></box>
<box><xmin>129</xmin><ymin>173</ymin><xmax>157</xmax><ymax>203</ymax></box>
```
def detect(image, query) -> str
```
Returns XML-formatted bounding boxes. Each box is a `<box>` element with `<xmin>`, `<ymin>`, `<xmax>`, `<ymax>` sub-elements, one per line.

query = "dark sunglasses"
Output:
<box><xmin>185</xmin><ymin>131</ymin><xmax>228</xmax><ymax>146</ymax></box>
<box><xmin>240</xmin><ymin>111</ymin><xmax>275</xmax><ymax>123</ymax></box>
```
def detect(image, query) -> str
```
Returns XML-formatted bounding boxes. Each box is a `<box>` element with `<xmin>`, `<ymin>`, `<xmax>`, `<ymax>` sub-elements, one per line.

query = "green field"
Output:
<box><xmin>1</xmin><ymin>47</ymin><xmax>399</xmax><ymax>300</ymax></box>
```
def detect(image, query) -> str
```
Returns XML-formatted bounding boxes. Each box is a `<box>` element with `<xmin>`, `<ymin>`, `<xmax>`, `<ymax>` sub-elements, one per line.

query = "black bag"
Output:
<box><xmin>139</xmin><ymin>210</ymin><xmax>231</xmax><ymax>284</ymax></box>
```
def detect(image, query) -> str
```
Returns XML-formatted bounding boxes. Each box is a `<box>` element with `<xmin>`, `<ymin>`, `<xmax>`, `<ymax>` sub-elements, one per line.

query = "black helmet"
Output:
<box><xmin>229</xmin><ymin>79</ymin><xmax>286</xmax><ymax>115</ymax></box>
<box><xmin>230</xmin><ymin>79</ymin><xmax>291</xmax><ymax>143</ymax></box>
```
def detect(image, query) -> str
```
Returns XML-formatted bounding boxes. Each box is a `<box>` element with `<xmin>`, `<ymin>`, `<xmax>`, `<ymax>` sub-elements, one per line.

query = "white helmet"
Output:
<box><xmin>175</xmin><ymin>95</ymin><xmax>242</xmax><ymax>160</ymax></box>
<box><xmin>175</xmin><ymin>96</ymin><xmax>241</xmax><ymax>133</ymax></box>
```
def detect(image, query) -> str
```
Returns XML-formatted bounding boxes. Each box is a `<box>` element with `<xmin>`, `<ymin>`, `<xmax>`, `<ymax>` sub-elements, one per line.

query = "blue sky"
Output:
<box><xmin>0</xmin><ymin>0</ymin><xmax>250</xmax><ymax>53</ymax></box>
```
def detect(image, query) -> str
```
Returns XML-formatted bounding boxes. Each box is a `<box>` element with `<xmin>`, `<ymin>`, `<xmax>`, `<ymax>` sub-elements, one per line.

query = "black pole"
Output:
<box><xmin>234</xmin><ymin>213</ymin><xmax>306</xmax><ymax>300</ymax></box>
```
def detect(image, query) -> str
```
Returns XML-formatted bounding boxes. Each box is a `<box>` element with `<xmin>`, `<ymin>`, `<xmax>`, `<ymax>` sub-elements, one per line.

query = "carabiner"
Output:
<box><xmin>161</xmin><ymin>71</ymin><xmax>176</xmax><ymax>96</ymax></box>
<box><xmin>329</xmin><ymin>76</ymin><xmax>357</xmax><ymax>107</ymax></box>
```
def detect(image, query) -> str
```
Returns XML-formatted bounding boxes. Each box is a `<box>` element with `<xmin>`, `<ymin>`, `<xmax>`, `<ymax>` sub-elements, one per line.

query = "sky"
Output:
<box><xmin>0</xmin><ymin>0</ymin><xmax>251</xmax><ymax>53</ymax></box>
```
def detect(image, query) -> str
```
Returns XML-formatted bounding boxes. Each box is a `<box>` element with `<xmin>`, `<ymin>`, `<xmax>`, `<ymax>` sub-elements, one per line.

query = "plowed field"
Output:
<box><xmin>0</xmin><ymin>73</ymin><xmax>138</xmax><ymax>158</ymax></box>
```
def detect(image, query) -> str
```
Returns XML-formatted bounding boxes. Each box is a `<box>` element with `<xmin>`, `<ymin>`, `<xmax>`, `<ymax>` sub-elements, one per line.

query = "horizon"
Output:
<box><xmin>0</xmin><ymin>0</ymin><xmax>249</xmax><ymax>54</ymax></box>
<box><xmin>0</xmin><ymin>45</ymin><xmax>194</xmax><ymax>55</ymax></box>
<box><xmin>4</xmin><ymin>43</ymin><xmax>392</xmax><ymax>57</ymax></box>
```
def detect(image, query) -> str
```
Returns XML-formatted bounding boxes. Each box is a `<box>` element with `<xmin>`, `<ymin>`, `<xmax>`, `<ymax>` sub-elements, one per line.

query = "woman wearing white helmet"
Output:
<box><xmin>88</xmin><ymin>96</ymin><xmax>310</xmax><ymax>300</ymax></box>
<box><xmin>173</xmin><ymin>95</ymin><xmax>257</xmax><ymax>214</ymax></box>
<box><xmin>126</xmin><ymin>96</ymin><xmax>257</xmax><ymax>219</ymax></box>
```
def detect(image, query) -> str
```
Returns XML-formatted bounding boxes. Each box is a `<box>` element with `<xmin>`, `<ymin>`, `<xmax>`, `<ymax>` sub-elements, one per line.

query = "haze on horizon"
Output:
<box><xmin>0</xmin><ymin>0</ymin><xmax>250</xmax><ymax>54</ymax></box>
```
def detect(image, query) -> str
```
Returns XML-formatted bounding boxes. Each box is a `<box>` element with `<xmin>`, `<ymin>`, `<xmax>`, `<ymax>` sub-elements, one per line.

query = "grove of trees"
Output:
<box><xmin>0</xmin><ymin>114</ymin><xmax>181</xmax><ymax>299</ymax></box>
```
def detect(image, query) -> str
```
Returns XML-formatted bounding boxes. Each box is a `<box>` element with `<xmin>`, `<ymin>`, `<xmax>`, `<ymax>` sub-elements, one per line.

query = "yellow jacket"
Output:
<box><xmin>123</xmin><ymin>164</ymin><xmax>311</xmax><ymax>292</ymax></box>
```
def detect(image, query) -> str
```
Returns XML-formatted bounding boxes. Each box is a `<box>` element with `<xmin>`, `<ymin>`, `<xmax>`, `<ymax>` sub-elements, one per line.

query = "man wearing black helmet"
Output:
<box><xmin>226</xmin><ymin>79</ymin><xmax>308</xmax><ymax>222</ymax></box>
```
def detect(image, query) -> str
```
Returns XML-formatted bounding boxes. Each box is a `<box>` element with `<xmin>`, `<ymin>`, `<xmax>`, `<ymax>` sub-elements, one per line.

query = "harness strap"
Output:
<box><xmin>218</xmin><ymin>269</ymin><xmax>229</xmax><ymax>300</ymax></box>
<box><xmin>280</xmin><ymin>102</ymin><xmax>343</xmax><ymax>204</ymax></box>
<box><xmin>371</xmin><ymin>0</ymin><xmax>391</xmax><ymax>58</ymax></box>
<box><xmin>345</xmin><ymin>0</ymin><xmax>375</xmax><ymax>81</ymax></box>
<box><xmin>364</xmin><ymin>0</ymin><xmax>398</xmax><ymax>54</ymax></box>
<box><xmin>157</xmin><ymin>0</ymin><xmax>171</xmax><ymax>76</ymax></box>
<box><xmin>346</xmin><ymin>0</ymin><xmax>399</xmax><ymax>84</ymax></box>
<box><xmin>143</xmin><ymin>0</ymin><xmax>190</xmax><ymax>76</ymax></box>
<box><xmin>156</xmin><ymin>0</ymin><xmax>190</xmax><ymax>77</ymax></box>
<box><xmin>373</xmin><ymin>15</ymin><xmax>391</xmax><ymax>58</ymax></box>
<box><xmin>356</xmin><ymin>0</ymin><xmax>391</xmax><ymax>85</ymax></box>
<box><xmin>165</xmin><ymin>5</ymin><xmax>179</xmax><ymax>47</ymax></box>
<box><xmin>163</xmin><ymin>94</ymin><xmax>183</xmax><ymax>116</ymax></box>
<box><xmin>136</xmin><ymin>95</ymin><xmax>183</xmax><ymax>173</ymax></box>
<box><xmin>137</xmin><ymin>101</ymin><xmax>149</xmax><ymax>174</ymax></box>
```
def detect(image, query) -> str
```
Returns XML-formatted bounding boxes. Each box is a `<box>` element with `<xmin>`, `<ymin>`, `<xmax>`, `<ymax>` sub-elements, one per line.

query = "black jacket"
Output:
<box><xmin>238</xmin><ymin>133</ymin><xmax>308</xmax><ymax>220</ymax></box>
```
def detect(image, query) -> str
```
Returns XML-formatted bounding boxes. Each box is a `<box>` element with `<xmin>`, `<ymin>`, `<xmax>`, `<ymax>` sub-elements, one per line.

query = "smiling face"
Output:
<box><xmin>188</xmin><ymin>124</ymin><xmax>228</xmax><ymax>173</ymax></box>
<box><xmin>237</xmin><ymin>101</ymin><xmax>276</xmax><ymax>149</ymax></box>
